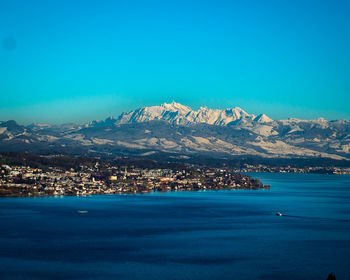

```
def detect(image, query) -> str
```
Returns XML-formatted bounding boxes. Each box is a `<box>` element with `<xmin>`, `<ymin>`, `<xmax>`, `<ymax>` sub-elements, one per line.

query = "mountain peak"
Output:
<box><xmin>315</xmin><ymin>117</ymin><xmax>327</xmax><ymax>123</ymax></box>
<box><xmin>112</xmin><ymin>102</ymin><xmax>264</xmax><ymax>126</ymax></box>
<box><xmin>161</xmin><ymin>101</ymin><xmax>192</xmax><ymax>113</ymax></box>
<box><xmin>86</xmin><ymin>102</ymin><xmax>276</xmax><ymax>127</ymax></box>
<box><xmin>254</xmin><ymin>113</ymin><xmax>273</xmax><ymax>123</ymax></box>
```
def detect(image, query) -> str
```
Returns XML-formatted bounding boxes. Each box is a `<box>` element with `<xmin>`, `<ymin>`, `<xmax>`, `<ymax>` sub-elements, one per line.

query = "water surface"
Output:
<box><xmin>1</xmin><ymin>173</ymin><xmax>349</xmax><ymax>280</ymax></box>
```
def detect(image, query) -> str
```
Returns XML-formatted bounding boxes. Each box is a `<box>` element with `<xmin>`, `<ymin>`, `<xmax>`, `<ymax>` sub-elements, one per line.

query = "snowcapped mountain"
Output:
<box><xmin>254</xmin><ymin>114</ymin><xmax>274</xmax><ymax>123</ymax></box>
<box><xmin>87</xmin><ymin>101</ymin><xmax>266</xmax><ymax>127</ymax></box>
<box><xmin>0</xmin><ymin>102</ymin><xmax>349</xmax><ymax>161</ymax></box>
<box><xmin>115</xmin><ymin>102</ymin><xmax>191</xmax><ymax>125</ymax></box>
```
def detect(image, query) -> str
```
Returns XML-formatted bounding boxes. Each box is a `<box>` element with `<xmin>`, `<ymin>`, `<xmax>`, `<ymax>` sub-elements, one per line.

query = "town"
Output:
<box><xmin>0</xmin><ymin>162</ymin><xmax>270</xmax><ymax>197</ymax></box>
<box><xmin>235</xmin><ymin>164</ymin><xmax>350</xmax><ymax>175</ymax></box>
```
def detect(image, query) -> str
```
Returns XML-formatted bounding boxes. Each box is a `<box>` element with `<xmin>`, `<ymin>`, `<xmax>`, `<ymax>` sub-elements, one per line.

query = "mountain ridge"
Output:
<box><xmin>84</xmin><ymin>102</ymin><xmax>347</xmax><ymax>128</ymax></box>
<box><xmin>99</xmin><ymin>101</ymin><xmax>257</xmax><ymax>127</ymax></box>
<box><xmin>1</xmin><ymin>102</ymin><xmax>349</xmax><ymax>161</ymax></box>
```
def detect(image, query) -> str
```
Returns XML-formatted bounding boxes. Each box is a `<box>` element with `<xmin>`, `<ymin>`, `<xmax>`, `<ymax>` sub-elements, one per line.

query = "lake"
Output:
<box><xmin>0</xmin><ymin>173</ymin><xmax>350</xmax><ymax>280</ymax></box>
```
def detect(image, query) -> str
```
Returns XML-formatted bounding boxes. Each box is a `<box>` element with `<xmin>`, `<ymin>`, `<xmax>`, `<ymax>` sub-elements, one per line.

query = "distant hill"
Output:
<box><xmin>1</xmin><ymin>102</ymin><xmax>349</xmax><ymax>162</ymax></box>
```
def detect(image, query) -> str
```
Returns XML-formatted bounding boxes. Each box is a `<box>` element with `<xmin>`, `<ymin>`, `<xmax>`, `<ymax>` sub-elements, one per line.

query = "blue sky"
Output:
<box><xmin>1</xmin><ymin>0</ymin><xmax>349</xmax><ymax>124</ymax></box>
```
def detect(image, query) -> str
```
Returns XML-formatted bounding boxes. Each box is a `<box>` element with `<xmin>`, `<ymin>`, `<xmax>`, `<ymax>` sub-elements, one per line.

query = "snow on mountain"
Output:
<box><xmin>0</xmin><ymin>127</ymin><xmax>7</xmax><ymax>134</ymax></box>
<box><xmin>185</xmin><ymin>106</ymin><xmax>254</xmax><ymax>126</ymax></box>
<box><xmin>1</xmin><ymin>102</ymin><xmax>349</xmax><ymax>161</ymax></box>
<box><xmin>115</xmin><ymin>101</ymin><xmax>191</xmax><ymax>125</ymax></box>
<box><xmin>27</xmin><ymin>123</ymin><xmax>52</xmax><ymax>131</ymax></box>
<box><xmin>254</xmin><ymin>114</ymin><xmax>273</xmax><ymax>123</ymax></box>
<box><xmin>111</xmin><ymin>101</ymin><xmax>259</xmax><ymax>127</ymax></box>
<box><xmin>86</xmin><ymin>117</ymin><xmax>117</xmax><ymax>128</ymax></box>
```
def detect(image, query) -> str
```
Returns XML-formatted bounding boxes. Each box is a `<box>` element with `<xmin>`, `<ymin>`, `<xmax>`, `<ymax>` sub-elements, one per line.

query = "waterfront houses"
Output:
<box><xmin>0</xmin><ymin>163</ymin><xmax>270</xmax><ymax>197</ymax></box>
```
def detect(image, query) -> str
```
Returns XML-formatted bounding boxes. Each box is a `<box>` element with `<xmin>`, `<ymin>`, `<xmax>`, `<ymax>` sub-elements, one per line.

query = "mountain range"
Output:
<box><xmin>1</xmin><ymin>102</ymin><xmax>349</xmax><ymax>161</ymax></box>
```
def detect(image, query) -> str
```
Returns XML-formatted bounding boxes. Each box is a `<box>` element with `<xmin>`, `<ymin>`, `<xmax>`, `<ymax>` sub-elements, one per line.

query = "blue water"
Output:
<box><xmin>1</xmin><ymin>173</ymin><xmax>350</xmax><ymax>280</ymax></box>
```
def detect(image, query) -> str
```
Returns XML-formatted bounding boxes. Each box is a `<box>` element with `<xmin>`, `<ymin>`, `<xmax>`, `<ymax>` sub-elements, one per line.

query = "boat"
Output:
<box><xmin>276</xmin><ymin>212</ymin><xmax>282</xmax><ymax>216</ymax></box>
<box><xmin>77</xmin><ymin>210</ymin><xmax>88</xmax><ymax>214</ymax></box>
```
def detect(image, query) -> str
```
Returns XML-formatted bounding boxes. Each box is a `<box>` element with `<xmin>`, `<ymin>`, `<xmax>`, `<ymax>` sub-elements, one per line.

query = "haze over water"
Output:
<box><xmin>0</xmin><ymin>173</ymin><xmax>349</xmax><ymax>280</ymax></box>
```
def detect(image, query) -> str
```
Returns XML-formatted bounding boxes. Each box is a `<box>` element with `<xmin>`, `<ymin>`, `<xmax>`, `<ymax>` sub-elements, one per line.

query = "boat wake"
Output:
<box><xmin>280</xmin><ymin>214</ymin><xmax>350</xmax><ymax>222</ymax></box>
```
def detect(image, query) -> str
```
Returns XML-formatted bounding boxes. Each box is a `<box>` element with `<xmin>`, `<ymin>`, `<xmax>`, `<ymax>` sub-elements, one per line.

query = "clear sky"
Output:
<box><xmin>1</xmin><ymin>0</ymin><xmax>350</xmax><ymax>124</ymax></box>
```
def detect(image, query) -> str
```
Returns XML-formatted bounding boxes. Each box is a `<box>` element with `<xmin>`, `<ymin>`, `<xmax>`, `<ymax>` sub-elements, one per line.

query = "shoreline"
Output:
<box><xmin>0</xmin><ymin>187</ymin><xmax>271</xmax><ymax>198</ymax></box>
<box><xmin>0</xmin><ymin>184</ymin><xmax>271</xmax><ymax>198</ymax></box>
